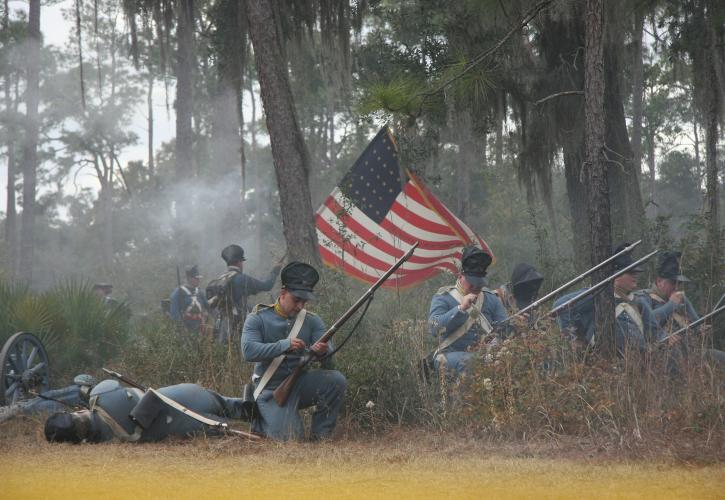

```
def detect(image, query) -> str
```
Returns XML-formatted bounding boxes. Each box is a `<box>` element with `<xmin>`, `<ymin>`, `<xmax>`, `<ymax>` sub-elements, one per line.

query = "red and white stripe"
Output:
<box><xmin>315</xmin><ymin>172</ymin><xmax>493</xmax><ymax>289</ymax></box>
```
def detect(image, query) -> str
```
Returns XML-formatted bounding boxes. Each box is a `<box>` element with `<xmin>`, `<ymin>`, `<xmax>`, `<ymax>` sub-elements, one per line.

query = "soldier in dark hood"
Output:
<box><xmin>496</xmin><ymin>263</ymin><xmax>544</xmax><ymax>315</ymax></box>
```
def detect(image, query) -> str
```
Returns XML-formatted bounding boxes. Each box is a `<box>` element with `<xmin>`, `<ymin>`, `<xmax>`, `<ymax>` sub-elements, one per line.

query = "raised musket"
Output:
<box><xmin>658</xmin><ymin>303</ymin><xmax>725</xmax><ymax>344</ymax></box>
<box><xmin>272</xmin><ymin>241</ymin><xmax>420</xmax><ymax>406</ymax></box>
<box><xmin>547</xmin><ymin>249</ymin><xmax>659</xmax><ymax>317</ymax></box>
<box><xmin>497</xmin><ymin>240</ymin><xmax>643</xmax><ymax>325</ymax></box>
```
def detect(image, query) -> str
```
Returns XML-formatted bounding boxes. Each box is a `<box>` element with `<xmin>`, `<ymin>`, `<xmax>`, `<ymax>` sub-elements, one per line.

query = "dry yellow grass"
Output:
<box><xmin>1</xmin><ymin>420</ymin><xmax>723</xmax><ymax>499</ymax></box>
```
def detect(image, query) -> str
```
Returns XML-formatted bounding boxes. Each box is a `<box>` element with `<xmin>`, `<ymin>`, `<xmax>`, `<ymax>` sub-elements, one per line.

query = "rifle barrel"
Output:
<box><xmin>547</xmin><ymin>249</ymin><xmax>658</xmax><ymax>317</ymax></box>
<box><xmin>659</xmin><ymin>303</ymin><xmax>725</xmax><ymax>343</ymax></box>
<box><xmin>502</xmin><ymin>240</ymin><xmax>642</xmax><ymax>323</ymax></box>
<box><xmin>273</xmin><ymin>241</ymin><xmax>419</xmax><ymax>406</ymax></box>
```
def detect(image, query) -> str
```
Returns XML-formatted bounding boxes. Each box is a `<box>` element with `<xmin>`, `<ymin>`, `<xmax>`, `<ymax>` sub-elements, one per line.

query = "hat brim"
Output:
<box><xmin>674</xmin><ymin>274</ymin><xmax>691</xmax><ymax>283</ymax></box>
<box><xmin>289</xmin><ymin>288</ymin><xmax>315</xmax><ymax>301</ymax></box>
<box><xmin>463</xmin><ymin>274</ymin><xmax>486</xmax><ymax>288</ymax></box>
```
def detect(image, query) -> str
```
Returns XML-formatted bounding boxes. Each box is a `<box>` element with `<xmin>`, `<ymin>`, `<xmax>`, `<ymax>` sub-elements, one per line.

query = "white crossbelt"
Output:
<box><xmin>433</xmin><ymin>289</ymin><xmax>491</xmax><ymax>357</ymax></box>
<box><xmin>253</xmin><ymin>309</ymin><xmax>307</xmax><ymax>400</ymax></box>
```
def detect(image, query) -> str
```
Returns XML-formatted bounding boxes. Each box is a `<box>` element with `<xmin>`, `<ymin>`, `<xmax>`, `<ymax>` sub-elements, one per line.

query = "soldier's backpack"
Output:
<box><xmin>205</xmin><ymin>269</ymin><xmax>241</xmax><ymax>315</ymax></box>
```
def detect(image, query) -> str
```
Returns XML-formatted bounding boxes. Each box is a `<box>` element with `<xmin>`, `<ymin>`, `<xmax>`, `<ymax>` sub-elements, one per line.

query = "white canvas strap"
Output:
<box><xmin>253</xmin><ymin>309</ymin><xmax>307</xmax><ymax>400</ymax></box>
<box><xmin>615</xmin><ymin>302</ymin><xmax>644</xmax><ymax>335</ymax></box>
<box><xmin>434</xmin><ymin>289</ymin><xmax>490</xmax><ymax>356</ymax></box>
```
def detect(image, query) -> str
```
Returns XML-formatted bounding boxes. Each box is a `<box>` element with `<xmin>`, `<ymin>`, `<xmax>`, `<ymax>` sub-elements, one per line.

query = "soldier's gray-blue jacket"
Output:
<box><xmin>84</xmin><ymin>379</ymin><xmax>243</xmax><ymax>443</ymax></box>
<box><xmin>241</xmin><ymin>304</ymin><xmax>330</xmax><ymax>391</ymax></box>
<box><xmin>553</xmin><ymin>288</ymin><xmax>663</xmax><ymax>349</ymax></box>
<box><xmin>634</xmin><ymin>288</ymin><xmax>699</xmax><ymax>332</ymax></box>
<box><xmin>428</xmin><ymin>286</ymin><xmax>508</xmax><ymax>353</ymax></box>
<box><xmin>169</xmin><ymin>285</ymin><xmax>208</xmax><ymax>331</ymax></box>
<box><xmin>229</xmin><ymin>266</ymin><xmax>281</xmax><ymax>313</ymax></box>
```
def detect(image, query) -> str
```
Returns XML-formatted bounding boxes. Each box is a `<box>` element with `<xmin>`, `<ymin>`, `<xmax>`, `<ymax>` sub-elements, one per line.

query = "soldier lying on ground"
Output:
<box><xmin>0</xmin><ymin>375</ymin><xmax>97</xmax><ymax>423</ymax></box>
<box><xmin>44</xmin><ymin>379</ymin><xmax>247</xmax><ymax>443</ymax></box>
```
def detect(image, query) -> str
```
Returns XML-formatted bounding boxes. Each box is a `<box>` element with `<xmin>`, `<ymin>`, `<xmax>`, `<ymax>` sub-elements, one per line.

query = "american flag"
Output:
<box><xmin>315</xmin><ymin>126</ymin><xmax>493</xmax><ymax>288</ymax></box>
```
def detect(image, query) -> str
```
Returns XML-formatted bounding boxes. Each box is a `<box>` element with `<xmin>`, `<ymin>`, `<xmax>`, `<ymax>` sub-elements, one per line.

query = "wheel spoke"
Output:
<box><xmin>26</xmin><ymin>346</ymin><xmax>38</xmax><ymax>367</ymax></box>
<box><xmin>14</xmin><ymin>345</ymin><xmax>25</xmax><ymax>371</ymax></box>
<box><xmin>5</xmin><ymin>381</ymin><xmax>19</xmax><ymax>399</ymax></box>
<box><xmin>28</xmin><ymin>362</ymin><xmax>46</xmax><ymax>375</ymax></box>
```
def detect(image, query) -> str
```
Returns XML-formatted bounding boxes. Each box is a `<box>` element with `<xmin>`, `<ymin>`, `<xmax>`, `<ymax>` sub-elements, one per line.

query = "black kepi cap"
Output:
<box><xmin>221</xmin><ymin>244</ymin><xmax>246</xmax><ymax>264</ymax></box>
<box><xmin>612</xmin><ymin>242</ymin><xmax>643</xmax><ymax>273</ymax></box>
<box><xmin>185</xmin><ymin>265</ymin><xmax>202</xmax><ymax>279</ymax></box>
<box><xmin>460</xmin><ymin>246</ymin><xmax>492</xmax><ymax>288</ymax></box>
<box><xmin>657</xmin><ymin>251</ymin><xmax>690</xmax><ymax>282</ymax></box>
<box><xmin>281</xmin><ymin>262</ymin><xmax>319</xmax><ymax>300</ymax></box>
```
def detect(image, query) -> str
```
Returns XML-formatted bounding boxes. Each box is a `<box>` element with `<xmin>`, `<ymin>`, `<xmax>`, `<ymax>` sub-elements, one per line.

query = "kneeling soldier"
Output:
<box><xmin>428</xmin><ymin>246</ymin><xmax>507</xmax><ymax>375</ymax></box>
<box><xmin>241</xmin><ymin>262</ymin><xmax>346</xmax><ymax>441</ymax></box>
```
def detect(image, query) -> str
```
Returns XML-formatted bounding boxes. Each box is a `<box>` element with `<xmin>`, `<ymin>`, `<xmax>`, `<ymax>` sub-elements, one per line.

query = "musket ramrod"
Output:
<box><xmin>273</xmin><ymin>241</ymin><xmax>420</xmax><ymax>406</ymax></box>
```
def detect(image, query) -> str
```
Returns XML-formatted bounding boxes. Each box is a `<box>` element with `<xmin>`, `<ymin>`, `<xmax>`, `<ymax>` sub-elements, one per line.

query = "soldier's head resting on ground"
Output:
<box><xmin>459</xmin><ymin>246</ymin><xmax>492</xmax><ymax>294</ymax></box>
<box><xmin>45</xmin><ymin>410</ymin><xmax>98</xmax><ymax>443</ymax></box>
<box><xmin>277</xmin><ymin>262</ymin><xmax>319</xmax><ymax>317</ymax></box>
<box><xmin>655</xmin><ymin>251</ymin><xmax>690</xmax><ymax>298</ymax></box>
<box><xmin>221</xmin><ymin>244</ymin><xmax>246</xmax><ymax>268</ymax></box>
<box><xmin>612</xmin><ymin>242</ymin><xmax>644</xmax><ymax>294</ymax></box>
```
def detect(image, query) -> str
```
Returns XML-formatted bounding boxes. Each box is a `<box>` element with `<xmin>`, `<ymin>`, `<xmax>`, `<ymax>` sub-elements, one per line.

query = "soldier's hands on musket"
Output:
<box><xmin>288</xmin><ymin>338</ymin><xmax>306</xmax><ymax>352</ymax></box>
<box><xmin>669</xmin><ymin>291</ymin><xmax>685</xmax><ymax>305</ymax></box>
<box><xmin>666</xmin><ymin>334</ymin><xmax>683</xmax><ymax>346</ymax></box>
<box><xmin>459</xmin><ymin>293</ymin><xmax>479</xmax><ymax>311</ymax></box>
<box><xmin>309</xmin><ymin>340</ymin><xmax>329</xmax><ymax>357</ymax></box>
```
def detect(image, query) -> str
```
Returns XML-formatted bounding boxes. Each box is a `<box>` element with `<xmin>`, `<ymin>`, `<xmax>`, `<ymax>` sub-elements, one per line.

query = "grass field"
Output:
<box><xmin>1</xmin><ymin>420</ymin><xmax>723</xmax><ymax>499</ymax></box>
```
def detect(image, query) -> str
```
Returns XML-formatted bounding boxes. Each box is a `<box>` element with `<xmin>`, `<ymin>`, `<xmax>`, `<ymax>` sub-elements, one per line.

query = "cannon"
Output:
<box><xmin>0</xmin><ymin>332</ymin><xmax>50</xmax><ymax>406</ymax></box>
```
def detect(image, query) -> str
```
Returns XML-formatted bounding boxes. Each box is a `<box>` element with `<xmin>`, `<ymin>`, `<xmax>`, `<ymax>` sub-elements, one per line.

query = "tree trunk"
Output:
<box><xmin>646</xmin><ymin>123</ymin><xmax>656</xmax><ymax>218</ymax></box>
<box><xmin>174</xmin><ymin>0</ymin><xmax>195</xmax><ymax>260</ymax></box>
<box><xmin>631</xmin><ymin>10</ymin><xmax>644</xmax><ymax>177</ymax></box>
<box><xmin>495</xmin><ymin>91</ymin><xmax>504</xmax><ymax>170</ymax></box>
<box><xmin>705</xmin><ymin>62</ymin><xmax>720</xmax><ymax>284</ymax></box>
<box><xmin>4</xmin><ymin>46</ymin><xmax>17</xmax><ymax>277</ymax></box>
<box><xmin>246</xmin><ymin>0</ymin><xmax>320</xmax><ymax>265</ymax></box>
<box><xmin>603</xmin><ymin>40</ymin><xmax>645</xmax><ymax>244</ymax></box>
<box><xmin>584</xmin><ymin>0</ymin><xmax>615</xmax><ymax>358</ymax></box>
<box><xmin>147</xmin><ymin>71</ymin><xmax>155</xmax><ymax>181</ymax></box>
<box><xmin>19</xmin><ymin>0</ymin><xmax>41</xmax><ymax>285</ymax></box>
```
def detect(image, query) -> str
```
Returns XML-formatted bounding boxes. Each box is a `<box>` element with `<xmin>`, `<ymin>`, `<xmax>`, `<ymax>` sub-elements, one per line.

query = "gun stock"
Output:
<box><xmin>272</xmin><ymin>363</ymin><xmax>305</xmax><ymax>406</ymax></box>
<box><xmin>271</xmin><ymin>242</ymin><xmax>420</xmax><ymax>406</ymax></box>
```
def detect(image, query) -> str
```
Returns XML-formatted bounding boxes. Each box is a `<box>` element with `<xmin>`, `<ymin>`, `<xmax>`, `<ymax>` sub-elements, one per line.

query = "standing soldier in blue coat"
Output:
<box><xmin>241</xmin><ymin>262</ymin><xmax>346</xmax><ymax>441</ymax></box>
<box><xmin>212</xmin><ymin>244</ymin><xmax>282</xmax><ymax>344</ymax></box>
<box><xmin>428</xmin><ymin>246</ymin><xmax>507</xmax><ymax>375</ymax></box>
<box><xmin>169</xmin><ymin>265</ymin><xmax>209</xmax><ymax>334</ymax></box>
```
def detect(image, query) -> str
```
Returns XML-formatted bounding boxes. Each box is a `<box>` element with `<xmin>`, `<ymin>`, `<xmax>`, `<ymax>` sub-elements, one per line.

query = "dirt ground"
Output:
<box><xmin>1</xmin><ymin>418</ymin><xmax>723</xmax><ymax>499</ymax></box>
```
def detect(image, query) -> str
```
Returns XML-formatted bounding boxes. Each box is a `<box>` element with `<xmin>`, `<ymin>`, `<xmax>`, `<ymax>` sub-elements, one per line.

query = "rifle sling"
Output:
<box><xmin>253</xmin><ymin>309</ymin><xmax>307</xmax><ymax>400</ymax></box>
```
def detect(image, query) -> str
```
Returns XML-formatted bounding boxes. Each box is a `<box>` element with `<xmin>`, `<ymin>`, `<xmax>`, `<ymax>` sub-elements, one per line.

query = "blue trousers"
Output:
<box><xmin>434</xmin><ymin>351</ymin><xmax>472</xmax><ymax>375</ymax></box>
<box><xmin>253</xmin><ymin>370</ymin><xmax>347</xmax><ymax>441</ymax></box>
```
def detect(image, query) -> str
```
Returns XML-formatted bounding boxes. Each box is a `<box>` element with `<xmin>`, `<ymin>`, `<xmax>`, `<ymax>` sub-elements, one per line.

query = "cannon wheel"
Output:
<box><xmin>0</xmin><ymin>332</ymin><xmax>50</xmax><ymax>406</ymax></box>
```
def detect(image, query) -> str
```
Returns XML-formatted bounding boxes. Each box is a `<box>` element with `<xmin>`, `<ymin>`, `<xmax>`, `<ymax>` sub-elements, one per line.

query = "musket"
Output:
<box><xmin>102</xmin><ymin>367</ymin><xmax>261</xmax><ymax>440</ymax></box>
<box><xmin>658</xmin><ymin>303</ymin><xmax>725</xmax><ymax>344</ymax></box>
<box><xmin>102</xmin><ymin>367</ymin><xmax>148</xmax><ymax>391</ymax></box>
<box><xmin>273</xmin><ymin>241</ymin><xmax>420</xmax><ymax>406</ymax></box>
<box><xmin>547</xmin><ymin>249</ymin><xmax>659</xmax><ymax>317</ymax></box>
<box><xmin>496</xmin><ymin>240</ymin><xmax>643</xmax><ymax>325</ymax></box>
<box><xmin>30</xmin><ymin>390</ymin><xmax>89</xmax><ymax>410</ymax></box>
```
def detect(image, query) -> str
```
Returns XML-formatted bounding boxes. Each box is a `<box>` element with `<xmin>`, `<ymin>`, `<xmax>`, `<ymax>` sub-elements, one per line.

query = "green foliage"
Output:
<box><xmin>0</xmin><ymin>279</ymin><xmax>130</xmax><ymax>380</ymax></box>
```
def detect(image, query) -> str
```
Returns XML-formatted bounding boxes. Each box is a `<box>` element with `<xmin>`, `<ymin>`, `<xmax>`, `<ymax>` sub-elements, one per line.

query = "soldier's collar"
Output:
<box><xmin>273</xmin><ymin>301</ymin><xmax>287</xmax><ymax>318</ymax></box>
<box><xmin>651</xmin><ymin>284</ymin><xmax>668</xmax><ymax>302</ymax></box>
